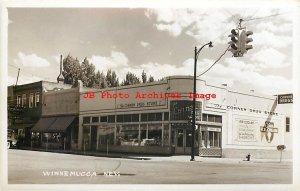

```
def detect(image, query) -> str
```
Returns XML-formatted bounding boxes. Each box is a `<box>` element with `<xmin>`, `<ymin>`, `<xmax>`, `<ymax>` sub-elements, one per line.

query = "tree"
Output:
<box><xmin>80</xmin><ymin>57</ymin><xmax>96</xmax><ymax>88</ymax></box>
<box><xmin>94</xmin><ymin>71</ymin><xmax>108</xmax><ymax>89</ymax></box>
<box><xmin>106</xmin><ymin>69</ymin><xmax>119</xmax><ymax>87</ymax></box>
<box><xmin>62</xmin><ymin>54</ymin><xmax>81</xmax><ymax>86</ymax></box>
<box><xmin>142</xmin><ymin>70</ymin><xmax>147</xmax><ymax>83</ymax></box>
<box><xmin>148</xmin><ymin>75</ymin><xmax>154</xmax><ymax>83</ymax></box>
<box><xmin>121</xmin><ymin>72</ymin><xmax>141</xmax><ymax>86</ymax></box>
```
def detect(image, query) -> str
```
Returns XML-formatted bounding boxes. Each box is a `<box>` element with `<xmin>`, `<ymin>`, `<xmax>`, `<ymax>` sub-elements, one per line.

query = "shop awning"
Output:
<box><xmin>8</xmin><ymin>123</ymin><xmax>34</xmax><ymax>130</ymax></box>
<box><xmin>47</xmin><ymin>116</ymin><xmax>76</xmax><ymax>133</ymax></box>
<box><xmin>31</xmin><ymin>117</ymin><xmax>56</xmax><ymax>132</ymax></box>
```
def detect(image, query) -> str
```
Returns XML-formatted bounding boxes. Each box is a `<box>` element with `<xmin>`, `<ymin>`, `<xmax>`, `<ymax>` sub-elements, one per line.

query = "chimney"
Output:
<box><xmin>57</xmin><ymin>55</ymin><xmax>64</xmax><ymax>83</ymax></box>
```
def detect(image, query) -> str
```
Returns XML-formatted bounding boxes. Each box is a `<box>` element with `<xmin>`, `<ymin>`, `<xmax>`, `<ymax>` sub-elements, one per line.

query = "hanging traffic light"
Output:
<box><xmin>240</xmin><ymin>30</ymin><xmax>253</xmax><ymax>54</ymax></box>
<box><xmin>245</xmin><ymin>30</ymin><xmax>253</xmax><ymax>51</ymax></box>
<box><xmin>228</xmin><ymin>29</ymin><xmax>240</xmax><ymax>57</ymax></box>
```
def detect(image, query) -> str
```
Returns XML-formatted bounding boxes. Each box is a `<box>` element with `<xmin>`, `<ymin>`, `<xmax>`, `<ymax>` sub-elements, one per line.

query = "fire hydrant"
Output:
<box><xmin>246</xmin><ymin>153</ymin><xmax>251</xmax><ymax>161</ymax></box>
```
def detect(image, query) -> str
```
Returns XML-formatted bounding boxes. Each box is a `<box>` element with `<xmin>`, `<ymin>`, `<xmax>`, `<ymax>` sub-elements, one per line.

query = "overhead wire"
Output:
<box><xmin>197</xmin><ymin>45</ymin><xmax>230</xmax><ymax>77</ymax></box>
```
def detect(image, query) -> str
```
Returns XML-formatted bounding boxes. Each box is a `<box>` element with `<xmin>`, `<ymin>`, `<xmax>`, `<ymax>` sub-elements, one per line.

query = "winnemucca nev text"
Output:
<box><xmin>83</xmin><ymin>91</ymin><xmax>217</xmax><ymax>100</ymax></box>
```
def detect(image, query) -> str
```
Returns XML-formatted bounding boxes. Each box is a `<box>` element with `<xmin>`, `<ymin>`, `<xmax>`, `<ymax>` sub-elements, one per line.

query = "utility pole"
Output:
<box><xmin>191</xmin><ymin>42</ymin><xmax>213</xmax><ymax>161</ymax></box>
<box><xmin>15</xmin><ymin>68</ymin><xmax>20</xmax><ymax>85</ymax></box>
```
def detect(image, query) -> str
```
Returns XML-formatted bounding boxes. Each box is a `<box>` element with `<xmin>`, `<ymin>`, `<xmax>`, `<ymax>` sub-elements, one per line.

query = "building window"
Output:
<box><xmin>117</xmin><ymin>115</ymin><xmax>124</xmax><ymax>122</ymax></box>
<box><xmin>17</xmin><ymin>95</ymin><xmax>21</xmax><ymax>107</ymax></box>
<box><xmin>164</xmin><ymin>112</ymin><xmax>169</xmax><ymax>121</ymax></box>
<box><xmin>202</xmin><ymin>114</ymin><xmax>222</xmax><ymax>123</ymax></box>
<box><xmin>123</xmin><ymin>114</ymin><xmax>131</xmax><ymax>122</ymax></box>
<box><xmin>35</xmin><ymin>92</ymin><xmax>40</xmax><ymax>107</ymax></box>
<box><xmin>141</xmin><ymin>113</ymin><xmax>147</xmax><ymax>122</ymax></box>
<box><xmin>83</xmin><ymin>117</ymin><xmax>91</xmax><ymax>124</ymax></box>
<box><xmin>29</xmin><ymin>93</ymin><xmax>34</xmax><ymax>108</ymax></box>
<box><xmin>286</xmin><ymin>117</ymin><xmax>290</xmax><ymax>132</ymax></box>
<box><xmin>98</xmin><ymin>126</ymin><xmax>114</xmax><ymax>145</ymax></box>
<box><xmin>215</xmin><ymin>115</ymin><xmax>222</xmax><ymax>123</ymax></box>
<box><xmin>116</xmin><ymin>125</ymin><xmax>139</xmax><ymax>146</ymax></box>
<box><xmin>100</xmin><ymin>116</ymin><xmax>108</xmax><ymax>123</ymax></box>
<box><xmin>22</xmin><ymin>94</ymin><xmax>26</xmax><ymax>107</ymax></box>
<box><xmin>132</xmin><ymin>114</ymin><xmax>139</xmax><ymax>122</ymax></box>
<box><xmin>108</xmin><ymin>115</ymin><xmax>115</xmax><ymax>123</ymax></box>
<box><xmin>147</xmin><ymin>124</ymin><xmax>162</xmax><ymax>146</ymax></box>
<box><xmin>92</xmin><ymin>116</ymin><xmax>99</xmax><ymax>123</ymax></box>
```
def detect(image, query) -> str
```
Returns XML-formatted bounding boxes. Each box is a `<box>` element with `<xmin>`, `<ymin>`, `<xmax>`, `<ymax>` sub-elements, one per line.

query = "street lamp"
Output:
<box><xmin>191</xmin><ymin>41</ymin><xmax>213</xmax><ymax>161</ymax></box>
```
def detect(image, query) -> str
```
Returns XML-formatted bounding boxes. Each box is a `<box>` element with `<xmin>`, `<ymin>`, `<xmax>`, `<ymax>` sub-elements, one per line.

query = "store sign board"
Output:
<box><xmin>170</xmin><ymin>100</ymin><xmax>202</xmax><ymax>121</ymax></box>
<box><xmin>278</xmin><ymin>94</ymin><xmax>293</xmax><ymax>104</ymax></box>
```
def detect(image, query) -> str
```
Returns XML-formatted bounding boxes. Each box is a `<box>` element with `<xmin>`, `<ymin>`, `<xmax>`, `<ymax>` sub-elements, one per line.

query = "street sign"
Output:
<box><xmin>277</xmin><ymin>94</ymin><xmax>293</xmax><ymax>104</ymax></box>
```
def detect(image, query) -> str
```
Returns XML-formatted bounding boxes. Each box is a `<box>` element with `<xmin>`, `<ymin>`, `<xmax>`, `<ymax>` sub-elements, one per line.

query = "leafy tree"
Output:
<box><xmin>94</xmin><ymin>71</ymin><xmax>108</xmax><ymax>89</ymax></box>
<box><xmin>121</xmin><ymin>72</ymin><xmax>141</xmax><ymax>86</ymax></box>
<box><xmin>62</xmin><ymin>54</ymin><xmax>81</xmax><ymax>86</ymax></box>
<box><xmin>80</xmin><ymin>57</ymin><xmax>96</xmax><ymax>87</ymax></box>
<box><xmin>142</xmin><ymin>70</ymin><xmax>147</xmax><ymax>83</ymax></box>
<box><xmin>106</xmin><ymin>69</ymin><xmax>119</xmax><ymax>87</ymax></box>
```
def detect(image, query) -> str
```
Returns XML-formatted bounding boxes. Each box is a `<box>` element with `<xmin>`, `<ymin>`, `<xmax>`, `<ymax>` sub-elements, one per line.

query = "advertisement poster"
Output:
<box><xmin>0</xmin><ymin>0</ymin><xmax>299</xmax><ymax>191</ymax></box>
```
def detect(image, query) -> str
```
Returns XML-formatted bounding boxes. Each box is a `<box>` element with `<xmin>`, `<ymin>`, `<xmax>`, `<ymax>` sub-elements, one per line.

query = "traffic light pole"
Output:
<box><xmin>191</xmin><ymin>42</ymin><xmax>212</xmax><ymax>161</ymax></box>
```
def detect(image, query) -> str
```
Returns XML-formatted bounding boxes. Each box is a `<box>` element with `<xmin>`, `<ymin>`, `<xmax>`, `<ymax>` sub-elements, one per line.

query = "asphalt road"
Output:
<box><xmin>7</xmin><ymin>149</ymin><xmax>292</xmax><ymax>184</ymax></box>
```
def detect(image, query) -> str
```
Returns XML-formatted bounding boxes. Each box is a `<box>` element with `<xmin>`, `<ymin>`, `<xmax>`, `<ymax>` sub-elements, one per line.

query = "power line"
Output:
<box><xmin>243</xmin><ymin>12</ymin><xmax>289</xmax><ymax>22</ymax></box>
<box><xmin>197</xmin><ymin>45</ymin><xmax>230</xmax><ymax>77</ymax></box>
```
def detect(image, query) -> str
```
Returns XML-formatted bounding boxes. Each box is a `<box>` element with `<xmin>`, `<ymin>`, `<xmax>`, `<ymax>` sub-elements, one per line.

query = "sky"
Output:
<box><xmin>7</xmin><ymin>6</ymin><xmax>294</xmax><ymax>95</ymax></box>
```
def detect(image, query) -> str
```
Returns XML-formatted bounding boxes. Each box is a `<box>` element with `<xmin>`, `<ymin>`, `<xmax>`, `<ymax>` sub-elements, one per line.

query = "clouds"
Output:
<box><xmin>251</xmin><ymin>48</ymin><xmax>290</xmax><ymax>68</ymax></box>
<box><xmin>140</xmin><ymin>41</ymin><xmax>150</xmax><ymax>47</ymax></box>
<box><xmin>145</xmin><ymin>8</ymin><xmax>293</xmax><ymax>48</ymax></box>
<box><xmin>14</xmin><ymin>52</ymin><xmax>50</xmax><ymax>67</ymax></box>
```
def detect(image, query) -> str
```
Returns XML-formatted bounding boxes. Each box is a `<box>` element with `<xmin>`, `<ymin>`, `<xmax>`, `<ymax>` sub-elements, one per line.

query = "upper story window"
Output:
<box><xmin>17</xmin><ymin>95</ymin><xmax>21</xmax><ymax>107</ymax></box>
<box><xmin>35</xmin><ymin>92</ymin><xmax>40</xmax><ymax>107</ymax></box>
<box><xmin>29</xmin><ymin>93</ymin><xmax>34</xmax><ymax>108</ymax></box>
<box><xmin>22</xmin><ymin>94</ymin><xmax>26</xmax><ymax>108</ymax></box>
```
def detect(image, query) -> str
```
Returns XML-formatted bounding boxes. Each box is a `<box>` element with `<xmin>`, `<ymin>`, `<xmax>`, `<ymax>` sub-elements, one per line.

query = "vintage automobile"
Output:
<box><xmin>7</xmin><ymin>129</ymin><xmax>18</xmax><ymax>149</ymax></box>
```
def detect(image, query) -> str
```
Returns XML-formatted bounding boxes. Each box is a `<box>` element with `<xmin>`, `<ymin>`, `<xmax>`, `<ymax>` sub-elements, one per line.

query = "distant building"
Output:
<box><xmin>8</xmin><ymin>81</ymin><xmax>73</xmax><ymax>147</ymax></box>
<box><xmin>31</xmin><ymin>85</ymin><xmax>79</xmax><ymax>150</ymax></box>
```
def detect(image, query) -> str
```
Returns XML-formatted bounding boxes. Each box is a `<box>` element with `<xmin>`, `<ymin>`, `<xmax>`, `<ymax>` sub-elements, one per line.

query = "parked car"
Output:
<box><xmin>7</xmin><ymin>129</ymin><xmax>18</xmax><ymax>149</ymax></box>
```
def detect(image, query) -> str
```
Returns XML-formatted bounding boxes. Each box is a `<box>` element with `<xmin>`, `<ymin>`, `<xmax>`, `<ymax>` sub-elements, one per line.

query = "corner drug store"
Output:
<box><xmin>77</xmin><ymin>76</ymin><xmax>292</xmax><ymax>158</ymax></box>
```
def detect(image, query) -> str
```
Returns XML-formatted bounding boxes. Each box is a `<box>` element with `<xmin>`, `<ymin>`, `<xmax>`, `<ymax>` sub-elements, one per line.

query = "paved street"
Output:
<box><xmin>8</xmin><ymin>149</ymin><xmax>292</xmax><ymax>184</ymax></box>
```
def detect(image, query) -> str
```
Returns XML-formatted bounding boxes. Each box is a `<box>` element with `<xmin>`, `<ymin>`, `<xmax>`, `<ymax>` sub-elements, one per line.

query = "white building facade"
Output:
<box><xmin>78</xmin><ymin>76</ymin><xmax>292</xmax><ymax>159</ymax></box>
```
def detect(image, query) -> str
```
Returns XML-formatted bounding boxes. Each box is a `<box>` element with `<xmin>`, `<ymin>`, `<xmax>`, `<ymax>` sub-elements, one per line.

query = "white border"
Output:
<box><xmin>0</xmin><ymin>0</ymin><xmax>299</xmax><ymax>191</ymax></box>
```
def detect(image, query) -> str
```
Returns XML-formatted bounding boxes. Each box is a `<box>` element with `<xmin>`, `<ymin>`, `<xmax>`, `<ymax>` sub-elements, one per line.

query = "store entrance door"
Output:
<box><xmin>91</xmin><ymin>126</ymin><xmax>97</xmax><ymax>151</ymax></box>
<box><xmin>174</xmin><ymin>128</ymin><xmax>197</xmax><ymax>155</ymax></box>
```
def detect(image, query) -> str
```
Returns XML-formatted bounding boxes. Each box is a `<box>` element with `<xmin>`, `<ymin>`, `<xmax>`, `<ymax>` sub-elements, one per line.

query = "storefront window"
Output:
<box><xmin>140</xmin><ymin>124</ymin><xmax>147</xmax><ymax>145</ymax></box>
<box><xmin>92</xmin><ymin>116</ymin><xmax>99</xmax><ymax>123</ymax></box>
<box><xmin>215</xmin><ymin>115</ymin><xmax>222</xmax><ymax>123</ymax></box>
<box><xmin>163</xmin><ymin>124</ymin><xmax>170</xmax><ymax>146</ymax></box>
<box><xmin>164</xmin><ymin>112</ymin><xmax>169</xmax><ymax>121</ymax></box>
<box><xmin>141</xmin><ymin>114</ymin><xmax>147</xmax><ymax>121</ymax></box>
<box><xmin>108</xmin><ymin>115</ymin><xmax>115</xmax><ymax>123</ymax></box>
<box><xmin>83</xmin><ymin>117</ymin><xmax>90</xmax><ymax>124</ymax></box>
<box><xmin>100</xmin><ymin>116</ymin><xmax>108</xmax><ymax>122</ymax></box>
<box><xmin>208</xmin><ymin>114</ymin><xmax>214</xmax><ymax>122</ymax></box>
<box><xmin>98</xmin><ymin>126</ymin><xmax>114</xmax><ymax>145</ymax></box>
<box><xmin>83</xmin><ymin>125</ymin><xmax>90</xmax><ymax>145</ymax></box>
<box><xmin>200</xmin><ymin>126</ymin><xmax>221</xmax><ymax>148</ymax></box>
<box><xmin>116</xmin><ymin>125</ymin><xmax>139</xmax><ymax>146</ymax></box>
<box><xmin>132</xmin><ymin>114</ymin><xmax>139</xmax><ymax>122</ymax></box>
<box><xmin>147</xmin><ymin>124</ymin><xmax>162</xmax><ymax>146</ymax></box>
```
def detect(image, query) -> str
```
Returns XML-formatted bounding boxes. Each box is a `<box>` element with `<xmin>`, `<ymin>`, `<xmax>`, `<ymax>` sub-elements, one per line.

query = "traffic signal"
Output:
<box><xmin>228</xmin><ymin>29</ymin><xmax>240</xmax><ymax>57</ymax></box>
<box><xmin>245</xmin><ymin>30</ymin><xmax>253</xmax><ymax>51</ymax></box>
<box><xmin>240</xmin><ymin>30</ymin><xmax>253</xmax><ymax>54</ymax></box>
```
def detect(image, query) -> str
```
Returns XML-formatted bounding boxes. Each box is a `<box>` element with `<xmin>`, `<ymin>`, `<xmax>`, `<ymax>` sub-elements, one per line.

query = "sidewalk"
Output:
<box><xmin>19</xmin><ymin>147</ymin><xmax>292</xmax><ymax>164</ymax></box>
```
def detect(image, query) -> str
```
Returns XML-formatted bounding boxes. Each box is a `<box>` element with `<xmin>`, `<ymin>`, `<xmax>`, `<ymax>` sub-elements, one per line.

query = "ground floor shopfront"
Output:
<box><xmin>79</xmin><ymin>112</ymin><xmax>224</xmax><ymax>157</ymax></box>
